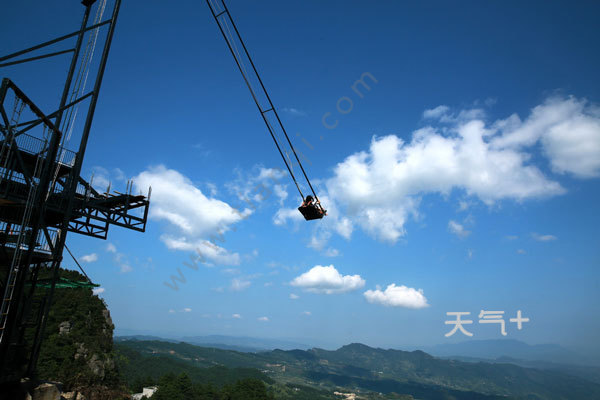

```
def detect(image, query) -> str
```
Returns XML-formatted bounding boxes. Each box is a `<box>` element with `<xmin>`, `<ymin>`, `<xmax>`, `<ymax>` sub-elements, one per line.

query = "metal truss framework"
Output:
<box><xmin>0</xmin><ymin>0</ymin><xmax>150</xmax><ymax>383</ymax></box>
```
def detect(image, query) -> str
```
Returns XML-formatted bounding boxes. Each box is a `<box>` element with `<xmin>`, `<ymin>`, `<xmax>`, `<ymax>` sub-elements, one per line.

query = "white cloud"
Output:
<box><xmin>271</xmin><ymin>97</ymin><xmax>598</xmax><ymax>250</ymax></box>
<box><xmin>308</xmin><ymin>230</ymin><xmax>330</xmax><ymax>251</ymax></box>
<box><xmin>315</xmin><ymin>97</ymin><xmax>600</xmax><ymax>245</ymax></box>
<box><xmin>162</xmin><ymin>236</ymin><xmax>241</xmax><ymax>266</ymax></box>
<box><xmin>89</xmin><ymin>166</ymin><xmax>128</xmax><ymax>193</ymax></box>
<box><xmin>492</xmin><ymin>97</ymin><xmax>600</xmax><ymax>177</ymax></box>
<box><xmin>92</xmin><ymin>287</ymin><xmax>105</xmax><ymax>295</ymax></box>
<box><xmin>532</xmin><ymin>233</ymin><xmax>557</xmax><ymax>242</ymax></box>
<box><xmin>282</xmin><ymin>107</ymin><xmax>307</xmax><ymax>116</ymax></box>
<box><xmin>364</xmin><ymin>284</ymin><xmax>429</xmax><ymax>309</ymax></box>
<box><xmin>273</xmin><ymin>184</ymin><xmax>288</xmax><ymax>205</ymax></box>
<box><xmin>324</xmin><ymin>248</ymin><xmax>340</xmax><ymax>257</ymax></box>
<box><xmin>289</xmin><ymin>293</ymin><xmax>299</xmax><ymax>300</ymax></box>
<box><xmin>228</xmin><ymin>166</ymin><xmax>289</xmax><ymax>209</ymax></box>
<box><xmin>424</xmin><ymin>105</ymin><xmax>485</xmax><ymax>123</ymax></box>
<box><xmin>119</xmin><ymin>264</ymin><xmax>132</xmax><ymax>273</ymax></box>
<box><xmin>423</xmin><ymin>105</ymin><xmax>449</xmax><ymax>119</ymax></box>
<box><xmin>133</xmin><ymin>165</ymin><xmax>250</xmax><ymax>266</ymax></box>
<box><xmin>183</xmin><ymin>307</ymin><xmax>192</xmax><ymax>312</ymax></box>
<box><xmin>206</xmin><ymin>182</ymin><xmax>218</xmax><ymax>196</ymax></box>
<box><xmin>273</xmin><ymin>207</ymin><xmax>303</xmax><ymax>226</ymax></box>
<box><xmin>90</xmin><ymin>166</ymin><xmax>110</xmax><ymax>192</ymax></box>
<box><xmin>290</xmin><ymin>265</ymin><xmax>365</xmax><ymax>294</ymax></box>
<box><xmin>81</xmin><ymin>253</ymin><xmax>98</xmax><ymax>263</ymax></box>
<box><xmin>106</xmin><ymin>244</ymin><xmax>132</xmax><ymax>273</ymax></box>
<box><xmin>448</xmin><ymin>220</ymin><xmax>471</xmax><ymax>238</ymax></box>
<box><xmin>135</xmin><ymin>165</ymin><xmax>249</xmax><ymax>237</ymax></box>
<box><xmin>326</xmin><ymin>124</ymin><xmax>564</xmax><ymax>242</ymax></box>
<box><xmin>223</xmin><ymin>268</ymin><xmax>240</xmax><ymax>275</ymax></box>
<box><xmin>231</xmin><ymin>278</ymin><xmax>251</xmax><ymax>291</ymax></box>
<box><xmin>505</xmin><ymin>235</ymin><xmax>519</xmax><ymax>240</ymax></box>
<box><xmin>302</xmin><ymin>311</ymin><xmax>311</xmax><ymax>316</ymax></box>
<box><xmin>458</xmin><ymin>200</ymin><xmax>472</xmax><ymax>211</ymax></box>
<box><xmin>517</xmin><ymin>249</ymin><xmax>526</xmax><ymax>254</ymax></box>
<box><xmin>232</xmin><ymin>313</ymin><xmax>242</xmax><ymax>319</ymax></box>
<box><xmin>113</xmin><ymin>167</ymin><xmax>126</xmax><ymax>182</ymax></box>
<box><xmin>258</xmin><ymin>316</ymin><xmax>269</xmax><ymax>322</ymax></box>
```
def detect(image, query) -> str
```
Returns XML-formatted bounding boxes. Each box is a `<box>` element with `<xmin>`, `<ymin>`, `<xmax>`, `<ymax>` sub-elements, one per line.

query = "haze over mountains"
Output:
<box><xmin>116</xmin><ymin>334</ymin><xmax>597</xmax><ymax>365</ymax></box>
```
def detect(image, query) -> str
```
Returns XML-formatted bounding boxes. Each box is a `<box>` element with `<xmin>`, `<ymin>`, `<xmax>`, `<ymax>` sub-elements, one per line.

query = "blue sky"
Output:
<box><xmin>2</xmin><ymin>1</ymin><xmax>599</xmax><ymax>356</ymax></box>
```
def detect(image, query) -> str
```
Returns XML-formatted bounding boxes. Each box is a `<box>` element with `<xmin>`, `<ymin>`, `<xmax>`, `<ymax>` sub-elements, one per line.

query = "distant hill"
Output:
<box><xmin>423</xmin><ymin>339</ymin><xmax>597</xmax><ymax>366</ymax></box>
<box><xmin>116</xmin><ymin>334</ymin><xmax>312</xmax><ymax>353</ymax></box>
<box><xmin>116</xmin><ymin>340</ymin><xmax>600</xmax><ymax>400</ymax></box>
<box><xmin>180</xmin><ymin>335</ymin><xmax>310</xmax><ymax>352</ymax></box>
<box><xmin>440</xmin><ymin>355</ymin><xmax>600</xmax><ymax>385</ymax></box>
<box><xmin>115</xmin><ymin>335</ymin><xmax>180</xmax><ymax>343</ymax></box>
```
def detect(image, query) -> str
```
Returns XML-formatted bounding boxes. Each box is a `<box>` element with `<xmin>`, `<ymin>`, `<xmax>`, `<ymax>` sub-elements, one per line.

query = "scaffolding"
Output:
<box><xmin>0</xmin><ymin>0</ymin><xmax>150</xmax><ymax>382</ymax></box>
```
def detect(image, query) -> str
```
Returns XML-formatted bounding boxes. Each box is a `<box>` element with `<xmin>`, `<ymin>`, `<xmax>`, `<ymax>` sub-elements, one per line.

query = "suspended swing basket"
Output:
<box><xmin>298</xmin><ymin>205</ymin><xmax>325</xmax><ymax>221</ymax></box>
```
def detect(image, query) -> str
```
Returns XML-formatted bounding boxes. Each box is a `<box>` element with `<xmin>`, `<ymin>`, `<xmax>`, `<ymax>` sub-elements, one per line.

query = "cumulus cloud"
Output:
<box><xmin>532</xmin><ymin>233</ymin><xmax>557</xmax><ymax>241</ymax></box>
<box><xmin>289</xmin><ymin>293</ymin><xmax>299</xmax><ymax>300</ymax></box>
<box><xmin>135</xmin><ymin>165</ymin><xmax>250</xmax><ymax>236</ymax></box>
<box><xmin>290</xmin><ymin>265</ymin><xmax>365</xmax><ymax>294</ymax></box>
<box><xmin>231</xmin><ymin>278</ymin><xmax>251</xmax><ymax>291</ymax></box>
<box><xmin>297</xmin><ymin>96</ymin><xmax>600</xmax><ymax>246</ymax></box>
<box><xmin>106</xmin><ymin>243</ymin><xmax>116</xmax><ymax>253</ymax></box>
<box><xmin>162</xmin><ymin>236</ymin><xmax>241</xmax><ymax>266</ymax></box>
<box><xmin>232</xmin><ymin>313</ymin><xmax>242</xmax><ymax>319</ymax></box>
<box><xmin>302</xmin><ymin>311</ymin><xmax>311</xmax><ymax>316</ymax></box>
<box><xmin>228</xmin><ymin>166</ymin><xmax>289</xmax><ymax>208</ymax></box>
<box><xmin>93</xmin><ymin>287</ymin><xmax>105</xmax><ymax>295</ymax></box>
<box><xmin>258</xmin><ymin>316</ymin><xmax>269</xmax><ymax>322</ymax></box>
<box><xmin>423</xmin><ymin>105</ymin><xmax>449</xmax><ymax>120</ymax></box>
<box><xmin>364</xmin><ymin>284</ymin><xmax>429</xmax><ymax>309</ymax></box>
<box><xmin>326</xmin><ymin>123</ymin><xmax>564</xmax><ymax>242</ymax></box>
<box><xmin>448</xmin><ymin>220</ymin><xmax>471</xmax><ymax>238</ymax></box>
<box><xmin>81</xmin><ymin>253</ymin><xmax>98</xmax><ymax>263</ymax></box>
<box><xmin>492</xmin><ymin>97</ymin><xmax>600</xmax><ymax>177</ymax></box>
<box><xmin>183</xmin><ymin>307</ymin><xmax>192</xmax><ymax>312</ymax></box>
<box><xmin>133</xmin><ymin>165</ymin><xmax>250</xmax><ymax>266</ymax></box>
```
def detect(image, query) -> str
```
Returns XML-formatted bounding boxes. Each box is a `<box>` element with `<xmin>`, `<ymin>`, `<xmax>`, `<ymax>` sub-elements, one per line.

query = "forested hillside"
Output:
<box><xmin>117</xmin><ymin>339</ymin><xmax>600</xmax><ymax>400</ymax></box>
<box><xmin>22</xmin><ymin>267</ymin><xmax>126</xmax><ymax>399</ymax></box>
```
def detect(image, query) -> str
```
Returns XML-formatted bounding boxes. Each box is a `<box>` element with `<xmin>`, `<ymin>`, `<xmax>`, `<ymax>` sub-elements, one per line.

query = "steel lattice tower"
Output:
<box><xmin>0</xmin><ymin>0</ymin><xmax>150</xmax><ymax>383</ymax></box>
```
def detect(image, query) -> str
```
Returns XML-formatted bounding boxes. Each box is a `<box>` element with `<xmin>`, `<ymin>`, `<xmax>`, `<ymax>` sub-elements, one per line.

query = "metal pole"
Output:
<box><xmin>24</xmin><ymin>3</ymin><xmax>93</xmax><ymax>375</ymax></box>
<box><xmin>0</xmin><ymin>20</ymin><xmax>110</xmax><ymax>64</ymax></box>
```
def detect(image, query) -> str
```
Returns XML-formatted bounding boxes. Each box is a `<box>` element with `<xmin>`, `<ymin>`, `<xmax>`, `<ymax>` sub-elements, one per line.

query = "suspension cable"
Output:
<box><xmin>64</xmin><ymin>244</ymin><xmax>93</xmax><ymax>284</ymax></box>
<box><xmin>207</xmin><ymin>0</ymin><xmax>327</xmax><ymax>205</ymax></box>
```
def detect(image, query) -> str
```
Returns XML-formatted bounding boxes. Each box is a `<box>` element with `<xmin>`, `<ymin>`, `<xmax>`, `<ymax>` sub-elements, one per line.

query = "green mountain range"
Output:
<box><xmin>116</xmin><ymin>339</ymin><xmax>600</xmax><ymax>399</ymax></box>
